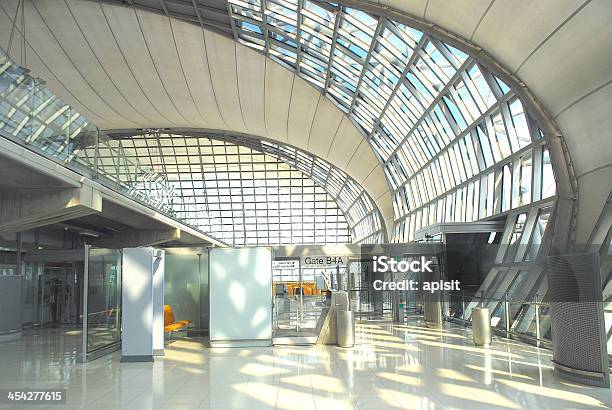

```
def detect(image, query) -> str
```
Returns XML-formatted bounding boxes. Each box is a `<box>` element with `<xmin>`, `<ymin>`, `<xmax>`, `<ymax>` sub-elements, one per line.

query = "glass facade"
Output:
<box><xmin>94</xmin><ymin>134</ymin><xmax>353</xmax><ymax>246</ymax></box>
<box><xmin>217</xmin><ymin>135</ymin><xmax>385</xmax><ymax>243</ymax></box>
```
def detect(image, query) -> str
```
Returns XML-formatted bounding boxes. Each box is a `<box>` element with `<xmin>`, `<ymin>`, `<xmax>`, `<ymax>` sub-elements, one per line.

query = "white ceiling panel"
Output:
<box><xmin>203</xmin><ymin>30</ymin><xmax>247</xmax><ymax>133</ymax></box>
<box><xmin>236</xmin><ymin>45</ymin><xmax>267</xmax><ymax>137</ymax></box>
<box><xmin>263</xmin><ymin>62</ymin><xmax>293</xmax><ymax>142</ymax></box>
<box><xmin>307</xmin><ymin>97</ymin><xmax>344</xmax><ymax>160</ymax></box>
<box><xmin>287</xmin><ymin>78</ymin><xmax>321</xmax><ymax>150</ymax></box>
<box><xmin>171</xmin><ymin>13</ymin><xmax>227</xmax><ymax>129</ymax></box>
<box><xmin>136</xmin><ymin>8</ymin><xmax>202</xmax><ymax>126</ymax></box>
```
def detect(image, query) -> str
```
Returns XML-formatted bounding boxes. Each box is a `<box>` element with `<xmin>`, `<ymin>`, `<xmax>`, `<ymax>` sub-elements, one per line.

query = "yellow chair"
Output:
<box><xmin>163</xmin><ymin>305</ymin><xmax>191</xmax><ymax>334</ymax></box>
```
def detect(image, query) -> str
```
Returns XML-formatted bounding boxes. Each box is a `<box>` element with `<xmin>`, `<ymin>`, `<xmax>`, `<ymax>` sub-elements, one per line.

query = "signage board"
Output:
<box><xmin>272</xmin><ymin>259</ymin><xmax>299</xmax><ymax>270</ymax></box>
<box><xmin>300</xmin><ymin>255</ymin><xmax>347</xmax><ymax>268</ymax></box>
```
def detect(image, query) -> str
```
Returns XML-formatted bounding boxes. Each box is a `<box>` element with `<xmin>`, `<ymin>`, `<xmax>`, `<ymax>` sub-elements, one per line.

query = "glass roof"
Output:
<box><xmin>77</xmin><ymin>133</ymin><xmax>384</xmax><ymax>246</ymax></box>
<box><xmin>227</xmin><ymin>0</ymin><xmax>557</xmax><ymax>240</ymax></box>
<box><xmin>0</xmin><ymin>55</ymin><xmax>91</xmax><ymax>156</ymax></box>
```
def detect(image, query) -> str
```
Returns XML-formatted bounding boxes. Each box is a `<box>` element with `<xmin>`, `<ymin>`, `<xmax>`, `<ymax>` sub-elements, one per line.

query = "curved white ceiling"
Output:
<box><xmin>0</xmin><ymin>0</ymin><xmax>395</xmax><ymax>235</ymax></box>
<box><xmin>358</xmin><ymin>0</ymin><xmax>612</xmax><ymax>241</ymax></box>
<box><xmin>1</xmin><ymin>0</ymin><xmax>611</xmax><ymax>243</ymax></box>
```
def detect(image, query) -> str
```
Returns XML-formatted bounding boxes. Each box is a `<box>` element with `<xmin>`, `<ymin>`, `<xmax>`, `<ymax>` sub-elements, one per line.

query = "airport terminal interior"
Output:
<box><xmin>0</xmin><ymin>0</ymin><xmax>610</xmax><ymax>408</ymax></box>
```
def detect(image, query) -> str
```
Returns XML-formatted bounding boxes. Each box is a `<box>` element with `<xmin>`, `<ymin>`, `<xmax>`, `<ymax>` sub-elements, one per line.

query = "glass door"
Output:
<box><xmin>272</xmin><ymin>260</ymin><xmax>345</xmax><ymax>340</ymax></box>
<box><xmin>40</xmin><ymin>263</ymin><xmax>80</xmax><ymax>326</ymax></box>
<box><xmin>22</xmin><ymin>261</ymin><xmax>42</xmax><ymax>326</ymax></box>
<box><xmin>272</xmin><ymin>260</ymin><xmax>300</xmax><ymax>338</ymax></box>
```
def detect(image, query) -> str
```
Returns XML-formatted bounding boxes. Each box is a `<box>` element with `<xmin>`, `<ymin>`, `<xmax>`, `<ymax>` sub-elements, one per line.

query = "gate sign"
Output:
<box><xmin>272</xmin><ymin>259</ymin><xmax>299</xmax><ymax>270</ymax></box>
<box><xmin>300</xmin><ymin>255</ymin><xmax>347</xmax><ymax>268</ymax></box>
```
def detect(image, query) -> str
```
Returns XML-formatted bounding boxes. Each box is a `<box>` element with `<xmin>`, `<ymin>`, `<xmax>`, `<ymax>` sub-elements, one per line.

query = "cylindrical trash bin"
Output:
<box><xmin>336</xmin><ymin>310</ymin><xmax>355</xmax><ymax>348</ymax></box>
<box><xmin>472</xmin><ymin>307</ymin><xmax>491</xmax><ymax>347</ymax></box>
<box><xmin>424</xmin><ymin>301</ymin><xmax>442</xmax><ymax>329</ymax></box>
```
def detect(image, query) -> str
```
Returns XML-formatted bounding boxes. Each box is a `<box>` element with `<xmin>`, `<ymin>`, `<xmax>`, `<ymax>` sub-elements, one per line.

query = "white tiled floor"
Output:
<box><xmin>0</xmin><ymin>319</ymin><xmax>610</xmax><ymax>409</ymax></box>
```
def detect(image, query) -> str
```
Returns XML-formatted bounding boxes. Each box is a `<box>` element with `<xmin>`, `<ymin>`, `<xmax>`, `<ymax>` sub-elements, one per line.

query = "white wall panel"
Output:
<box><xmin>0</xmin><ymin>8</ymin><xmax>102</xmax><ymax>127</ymax></box>
<box><xmin>425</xmin><ymin>0</ymin><xmax>488</xmax><ymax>39</ymax></box>
<box><xmin>473</xmin><ymin>0</ymin><xmax>585</xmax><ymax>71</ymax></box>
<box><xmin>362</xmin><ymin>167</ymin><xmax>389</xmax><ymax>201</ymax></box>
<box><xmin>172</xmin><ymin>17</ymin><xmax>227</xmax><ymax>130</ymax></box>
<box><xmin>374</xmin><ymin>191</ymin><xmax>394</xmax><ymax>238</ymax></box>
<box><xmin>264</xmin><ymin>62</ymin><xmax>293</xmax><ymax>141</ymax></box>
<box><xmin>152</xmin><ymin>250</ymin><xmax>165</xmax><ymax>356</ymax></box>
<box><xmin>516</xmin><ymin>0</ymin><xmax>612</xmax><ymax>117</ymax></box>
<box><xmin>121</xmin><ymin>248</ymin><xmax>154</xmax><ymax>361</ymax></box>
<box><xmin>575</xmin><ymin>168</ymin><xmax>612</xmax><ymax>244</ymax></box>
<box><xmin>346</xmin><ymin>140</ymin><xmax>379</xmax><ymax>183</ymax></box>
<box><xmin>209</xmin><ymin>247</ymin><xmax>272</xmax><ymax>346</ymax></box>
<box><xmin>327</xmin><ymin>118</ymin><xmax>365</xmax><ymax>170</ymax></box>
<box><xmin>22</xmin><ymin>1</ymin><xmax>122</xmax><ymax>126</ymax></box>
<box><xmin>0</xmin><ymin>1</ymin><xmax>24</xmax><ymax>59</ymax></box>
<box><xmin>66</xmin><ymin>0</ymin><xmax>159</xmax><ymax>125</ymax></box>
<box><xmin>555</xmin><ymin>83</ymin><xmax>612</xmax><ymax>176</ymax></box>
<box><xmin>36</xmin><ymin>1</ymin><xmax>145</xmax><ymax>126</ymax></box>
<box><xmin>102</xmin><ymin>2</ymin><xmax>182</xmax><ymax>126</ymax></box>
<box><xmin>378</xmin><ymin>0</ymin><xmax>426</xmax><ymax>17</ymax></box>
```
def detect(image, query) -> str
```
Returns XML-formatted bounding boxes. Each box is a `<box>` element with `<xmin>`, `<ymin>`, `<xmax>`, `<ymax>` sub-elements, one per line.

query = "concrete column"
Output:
<box><xmin>121</xmin><ymin>248</ymin><xmax>155</xmax><ymax>362</ymax></box>
<box><xmin>152</xmin><ymin>250</ymin><xmax>165</xmax><ymax>356</ymax></box>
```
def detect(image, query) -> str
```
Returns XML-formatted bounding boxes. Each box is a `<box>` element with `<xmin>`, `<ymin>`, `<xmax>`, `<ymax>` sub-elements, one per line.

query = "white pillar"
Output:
<box><xmin>121</xmin><ymin>248</ymin><xmax>154</xmax><ymax>362</ymax></box>
<box><xmin>152</xmin><ymin>250</ymin><xmax>165</xmax><ymax>356</ymax></box>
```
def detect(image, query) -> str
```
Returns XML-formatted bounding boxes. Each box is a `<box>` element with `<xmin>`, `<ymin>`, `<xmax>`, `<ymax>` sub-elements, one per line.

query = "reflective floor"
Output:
<box><xmin>0</xmin><ymin>319</ymin><xmax>610</xmax><ymax>409</ymax></box>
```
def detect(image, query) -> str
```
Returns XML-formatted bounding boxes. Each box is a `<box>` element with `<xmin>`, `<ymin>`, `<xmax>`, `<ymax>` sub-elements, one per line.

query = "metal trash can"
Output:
<box><xmin>398</xmin><ymin>303</ymin><xmax>406</xmax><ymax>324</ymax></box>
<box><xmin>336</xmin><ymin>309</ymin><xmax>355</xmax><ymax>348</ymax></box>
<box><xmin>424</xmin><ymin>301</ymin><xmax>442</xmax><ymax>329</ymax></box>
<box><xmin>472</xmin><ymin>307</ymin><xmax>491</xmax><ymax>347</ymax></box>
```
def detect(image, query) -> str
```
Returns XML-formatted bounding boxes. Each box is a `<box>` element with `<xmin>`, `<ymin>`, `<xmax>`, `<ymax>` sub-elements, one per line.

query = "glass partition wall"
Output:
<box><xmin>81</xmin><ymin>246</ymin><xmax>121</xmax><ymax>361</ymax></box>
